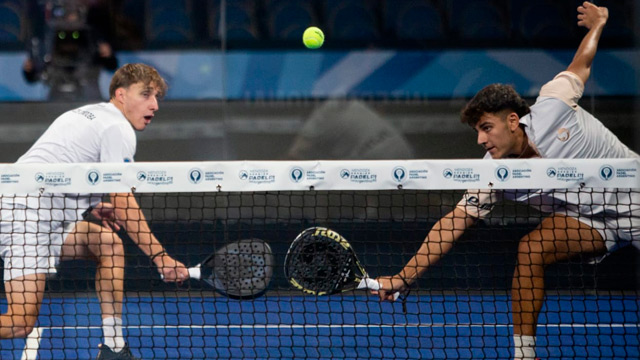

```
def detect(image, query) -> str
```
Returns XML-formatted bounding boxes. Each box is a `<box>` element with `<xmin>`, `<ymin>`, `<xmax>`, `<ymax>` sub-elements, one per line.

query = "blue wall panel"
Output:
<box><xmin>1</xmin><ymin>49</ymin><xmax>637</xmax><ymax>101</ymax></box>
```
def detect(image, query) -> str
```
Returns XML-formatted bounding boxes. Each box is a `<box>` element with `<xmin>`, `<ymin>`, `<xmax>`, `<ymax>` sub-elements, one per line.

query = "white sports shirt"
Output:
<box><xmin>12</xmin><ymin>102</ymin><xmax>136</xmax><ymax>218</ymax></box>
<box><xmin>19</xmin><ymin>102</ymin><xmax>136</xmax><ymax>164</ymax></box>
<box><xmin>458</xmin><ymin>72</ymin><xmax>639</xmax><ymax>242</ymax></box>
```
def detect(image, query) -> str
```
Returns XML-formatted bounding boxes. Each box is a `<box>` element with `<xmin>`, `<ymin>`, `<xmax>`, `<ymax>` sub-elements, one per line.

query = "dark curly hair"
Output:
<box><xmin>461</xmin><ymin>84</ymin><xmax>530</xmax><ymax>127</ymax></box>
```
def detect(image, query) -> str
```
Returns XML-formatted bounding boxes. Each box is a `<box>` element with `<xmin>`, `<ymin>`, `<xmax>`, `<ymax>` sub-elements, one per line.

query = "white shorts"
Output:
<box><xmin>574</xmin><ymin>206</ymin><xmax>640</xmax><ymax>263</ymax></box>
<box><xmin>0</xmin><ymin>205</ymin><xmax>76</xmax><ymax>281</ymax></box>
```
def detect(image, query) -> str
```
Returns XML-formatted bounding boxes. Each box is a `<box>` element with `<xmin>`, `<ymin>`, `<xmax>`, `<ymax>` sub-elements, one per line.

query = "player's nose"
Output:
<box><xmin>149</xmin><ymin>96</ymin><xmax>159</xmax><ymax>111</ymax></box>
<box><xmin>477</xmin><ymin>132</ymin><xmax>487</xmax><ymax>145</ymax></box>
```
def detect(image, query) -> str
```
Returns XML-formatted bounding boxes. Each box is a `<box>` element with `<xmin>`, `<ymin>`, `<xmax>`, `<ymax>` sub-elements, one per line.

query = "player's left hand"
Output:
<box><xmin>90</xmin><ymin>202</ymin><xmax>125</xmax><ymax>231</ymax></box>
<box><xmin>577</xmin><ymin>1</ymin><xmax>608</xmax><ymax>29</ymax></box>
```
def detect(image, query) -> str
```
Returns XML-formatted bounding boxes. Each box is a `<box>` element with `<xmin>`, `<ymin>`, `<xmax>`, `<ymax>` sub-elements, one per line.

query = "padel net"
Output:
<box><xmin>0</xmin><ymin>158</ymin><xmax>638</xmax><ymax>359</ymax></box>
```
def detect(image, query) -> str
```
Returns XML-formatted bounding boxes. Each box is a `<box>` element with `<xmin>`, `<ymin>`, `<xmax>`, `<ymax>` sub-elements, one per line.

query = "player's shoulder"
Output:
<box><xmin>73</xmin><ymin>102</ymin><xmax>117</xmax><ymax>119</ymax></box>
<box><xmin>537</xmin><ymin>71</ymin><xmax>583</xmax><ymax>109</ymax></box>
<box><xmin>71</xmin><ymin>103</ymin><xmax>130</xmax><ymax>129</ymax></box>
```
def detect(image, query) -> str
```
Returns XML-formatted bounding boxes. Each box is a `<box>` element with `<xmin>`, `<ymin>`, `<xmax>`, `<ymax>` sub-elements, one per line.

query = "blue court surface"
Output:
<box><xmin>1</xmin><ymin>293</ymin><xmax>638</xmax><ymax>359</ymax></box>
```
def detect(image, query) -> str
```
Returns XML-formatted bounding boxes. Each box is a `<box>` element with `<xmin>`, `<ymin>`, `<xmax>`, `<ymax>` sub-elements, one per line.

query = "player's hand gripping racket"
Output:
<box><xmin>166</xmin><ymin>238</ymin><xmax>275</xmax><ymax>299</ymax></box>
<box><xmin>284</xmin><ymin>227</ymin><xmax>399</xmax><ymax>300</ymax></box>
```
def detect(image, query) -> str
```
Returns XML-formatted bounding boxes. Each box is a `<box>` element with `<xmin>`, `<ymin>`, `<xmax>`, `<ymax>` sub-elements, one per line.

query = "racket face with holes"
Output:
<box><xmin>200</xmin><ymin>238</ymin><xmax>274</xmax><ymax>299</ymax></box>
<box><xmin>284</xmin><ymin>227</ymin><xmax>368</xmax><ymax>296</ymax></box>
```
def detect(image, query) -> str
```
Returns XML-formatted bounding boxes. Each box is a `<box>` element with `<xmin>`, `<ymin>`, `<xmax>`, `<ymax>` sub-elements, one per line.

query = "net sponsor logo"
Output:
<box><xmin>340</xmin><ymin>168</ymin><xmax>377</xmax><ymax>183</ymax></box>
<box><xmin>290</xmin><ymin>167</ymin><xmax>304</xmax><ymax>182</ymax></box>
<box><xmin>86</xmin><ymin>169</ymin><xmax>127</xmax><ymax>185</ymax></box>
<box><xmin>598</xmin><ymin>164</ymin><xmax>638</xmax><ymax>181</ymax></box>
<box><xmin>136</xmin><ymin>170</ymin><xmax>174</xmax><ymax>185</ymax></box>
<box><xmin>443</xmin><ymin>168</ymin><xmax>479</xmax><ymax>183</ymax></box>
<box><xmin>34</xmin><ymin>172</ymin><xmax>71</xmax><ymax>186</ymax></box>
<box><xmin>1</xmin><ymin>173</ymin><xmax>20</xmax><ymax>184</ymax></box>
<box><xmin>393</xmin><ymin>166</ymin><xmax>427</xmax><ymax>183</ymax></box>
<box><xmin>87</xmin><ymin>170</ymin><xmax>101</xmax><ymax>185</ymax></box>
<box><xmin>495</xmin><ymin>165</ymin><xmax>532</xmax><ymax>182</ymax></box>
<box><xmin>189</xmin><ymin>169</ymin><xmax>203</xmax><ymax>184</ymax></box>
<box><xmin>599</xmin><ymin>165</ymin><xmax>614</xmax><ymax>180</ymax></box>
<box><xmin>546</xmin><ymin>167</ymin><xmax>584</xmax><ymax>182</ymax></box>
<box><xmin>188</xmin><ymin>168</ymin><xmax>224</xmax><ymax>184</ymax></box>
<box><xmin>239</xmin><ymin>169</ymin><xmax>275</xmax><ymax>184</ymax></box>
<box><xmin>597</xmin><ymin>164</ymin><xmax>635</xmax><ymax>181</ymax></box>
<box><xmin>495</xmin><ymin>166</ymin><xmax>510</xmax><ymax>182</ymax></box>
<box><xmin>393</xmin><ymin>167</ymin><xmax>406</xmax><ymax>182</ymax></box>
<box><xmin>289</xmin><ymin>167</ymin><xmax>325</xmax><ymax>183</ymax></box>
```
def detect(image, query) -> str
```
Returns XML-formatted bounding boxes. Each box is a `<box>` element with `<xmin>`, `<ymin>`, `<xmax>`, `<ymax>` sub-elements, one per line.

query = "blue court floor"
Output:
<box><xmin>1</xmin><ymin>293</ymin><xmax>638</xmax><ymax>359</ymax></box>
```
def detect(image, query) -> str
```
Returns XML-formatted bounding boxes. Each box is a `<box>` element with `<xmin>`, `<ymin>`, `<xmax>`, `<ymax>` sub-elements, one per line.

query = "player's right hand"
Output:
<box><xmin>156</xmin><ymin>256</ymin><xmax>189</xmax><ymax>284</ymax></box>
<box><xmin>373</xmin><ymin>275</ymin><xmax>409</xmax><ymax>302</ymax></box>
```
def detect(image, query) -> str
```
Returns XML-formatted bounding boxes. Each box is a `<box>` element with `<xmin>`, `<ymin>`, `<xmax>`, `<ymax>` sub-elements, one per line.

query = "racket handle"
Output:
<box><xmin>188</xmin><ymin>267</ymin><xmax>201</xmax><ymax>280</ymax></box>
<box><xmin>160</xmin><ymin>266</ymin><xmax>201</xmax><ymax>280</ymax></box>
<box><xmin>358</xmin><ymin>277</ymin><xmax>400</xmax><ymax>301</ymax></box>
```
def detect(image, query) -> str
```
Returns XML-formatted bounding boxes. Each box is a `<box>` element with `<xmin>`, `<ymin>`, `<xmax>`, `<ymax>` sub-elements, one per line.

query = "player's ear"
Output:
<box><xmin>114</xmin><ymin>88</ymin><xmax>125</xmax><ymax>102</ymax></box>
<box><xmin>507</xmin><ymin>112</ymin><xmax>520</xmax><ymax>132</ymax></box>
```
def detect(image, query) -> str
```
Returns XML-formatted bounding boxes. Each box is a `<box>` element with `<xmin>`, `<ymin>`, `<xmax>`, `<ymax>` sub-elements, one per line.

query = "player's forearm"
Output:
<box><xmin>400</xmin><ymin>209</ymin><xmax>473</xmax><ymax>283</ymax></box>
<box><xmin>568</xmin><ymin>4</ymin><xmax>607</xmax><ymax>84</ymax></box>
<box><xmin>111</xmin><ymin>193</ymin><xmax>165</xmax><ymax>257</ymax></box>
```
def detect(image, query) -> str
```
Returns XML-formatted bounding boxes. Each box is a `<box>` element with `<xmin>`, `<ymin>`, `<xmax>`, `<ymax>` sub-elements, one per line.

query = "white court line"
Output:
<box><xmin>20</xmin><ymin>327</ymin><xmax>43</xmax><ymax>360</ymax></box>
<box><xmin>16</xmin><ymin>323</ymin><xmax>639</xmax><ymax>358</ymax></box>
<box><xmin>31</xmin><ymin>323</ymin><xmax>640</xmax><ymax>331</ymax></box>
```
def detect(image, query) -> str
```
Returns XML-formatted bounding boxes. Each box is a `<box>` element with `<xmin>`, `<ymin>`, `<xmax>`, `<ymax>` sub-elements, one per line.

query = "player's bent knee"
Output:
<box><xmin>98</xmin><ymin>233</ymin><xmax>124</xmax><ymax>257</ymax></box>
<box><xmin>4</xmin><ymin>315</ymin><xmax>38</xmax><ymax>338</ymax></box>
<box><xmin>12</xmin><ymin>324</ymin><xmax>35</xmax><ymax>338</ymax></box>
<box><xmin>516</xmin><ymin>238</ymin><xmax>545</xmax><ymax>265</ymax></box>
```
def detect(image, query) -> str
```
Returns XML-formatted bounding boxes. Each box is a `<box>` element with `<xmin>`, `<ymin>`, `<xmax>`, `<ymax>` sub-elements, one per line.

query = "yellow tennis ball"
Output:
<box><xmin>303</xmin><ymin>27</ymin><xmax>324</xmax><ymax>49</ymax></box>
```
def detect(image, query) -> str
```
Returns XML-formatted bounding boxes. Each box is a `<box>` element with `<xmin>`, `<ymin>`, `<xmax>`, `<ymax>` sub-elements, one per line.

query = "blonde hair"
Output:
<box><xmin>109</xmin><ymin>63</ymin><xmax>168</xmax><ymax>99</ymax></box>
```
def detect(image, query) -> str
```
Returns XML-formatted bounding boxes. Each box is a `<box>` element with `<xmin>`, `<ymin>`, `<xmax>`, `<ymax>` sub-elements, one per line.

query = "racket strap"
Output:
<box><xmin>399</xmin><ymin>277</ymin><xmax>413</xmax><ymax>314</ymax></box>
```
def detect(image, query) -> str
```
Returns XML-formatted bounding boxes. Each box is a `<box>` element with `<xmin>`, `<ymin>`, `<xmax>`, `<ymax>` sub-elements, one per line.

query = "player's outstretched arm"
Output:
<box><xmin>567</xmin><ymin>1</ymin><xmax>608</xmax><ymax>85</ymax></box>
<box><xmin>375</xmin><ymin>207</ymin><xmax>476</xmax><ymax>301</ymax></box>
<box><xmin>110</xmin><ymin>192</ymin><xmax>189</xmax><ymax>282</ymax></box>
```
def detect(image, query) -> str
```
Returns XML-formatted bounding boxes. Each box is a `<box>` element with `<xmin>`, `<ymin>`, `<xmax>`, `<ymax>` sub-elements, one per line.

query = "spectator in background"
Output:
<box><xmin>23</xmin><ymin>0</ymin><xmax>118</xmax><ymax>101</ymax></box>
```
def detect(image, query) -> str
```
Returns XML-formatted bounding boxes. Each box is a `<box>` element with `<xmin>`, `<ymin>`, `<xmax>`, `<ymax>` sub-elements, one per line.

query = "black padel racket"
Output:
<box><xmin>169</xmin><ymin>238</ymin><xmax>275</xmax><ymax>299</ymax></box>
<box><xmin>285</xmin><ymin>227</ymin><xmax>398</xmax><ymax>299</ymax></box>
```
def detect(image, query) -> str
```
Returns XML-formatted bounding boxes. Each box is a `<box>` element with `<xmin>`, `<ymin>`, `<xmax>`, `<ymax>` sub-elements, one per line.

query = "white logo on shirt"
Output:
<box><xmin>556</xmin><ymin>128</ymin><xmax>570</xmax><ymax>142</ymax></box>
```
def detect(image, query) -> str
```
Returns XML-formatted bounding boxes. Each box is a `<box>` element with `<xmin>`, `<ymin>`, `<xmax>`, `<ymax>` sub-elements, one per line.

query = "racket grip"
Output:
<box><xmin>160</xmin><ymin>266</ymin><xmax>201</xmax><ymax>280</ymax></box>
<box><xmin>358</xmin><ymin>277</ymin><xmax>400</xmax><ymax>301</ymax></box>
<box><xmin>188</xmin><ymin>267</ymin><xmax>201</xmax><ymax>280</ymax></box>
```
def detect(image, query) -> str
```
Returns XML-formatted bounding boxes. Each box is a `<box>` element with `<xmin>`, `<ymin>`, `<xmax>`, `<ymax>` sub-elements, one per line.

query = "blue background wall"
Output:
<box><xmin>1</xmin><ymin>49</ymin><xmax>638</xmax><ymax>101</ymax></box>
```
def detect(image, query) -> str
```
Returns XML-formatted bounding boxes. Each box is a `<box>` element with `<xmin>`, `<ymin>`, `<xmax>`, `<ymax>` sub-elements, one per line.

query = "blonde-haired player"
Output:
<box><xmin>0</xmin><ymin>63</ymin><xmax>190</xmax><ymax>360</ymax></box>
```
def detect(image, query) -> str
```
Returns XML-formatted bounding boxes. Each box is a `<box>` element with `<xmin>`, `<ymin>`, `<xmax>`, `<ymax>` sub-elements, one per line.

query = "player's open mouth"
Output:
<box><xmin>144</xmin><ymin>116</ymin><xmax>153</xmax><ymax>123</ymax></box>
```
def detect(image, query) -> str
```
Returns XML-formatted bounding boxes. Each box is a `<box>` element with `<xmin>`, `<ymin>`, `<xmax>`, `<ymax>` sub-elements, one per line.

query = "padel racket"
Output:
<box><xmin>174</xmin><ymin>238</ymin><xmax>275</xmax><ymax>299</ymax></box>
<box><xmin>285</xmin><ymin>226</ymin><xmax>399</xmax><ymax>299</ymax></box>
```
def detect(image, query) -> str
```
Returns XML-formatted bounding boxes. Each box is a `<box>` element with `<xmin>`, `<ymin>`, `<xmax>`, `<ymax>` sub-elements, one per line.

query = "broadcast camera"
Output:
<box><xmin>25</xmin><ymin>0</ymin><xmax>117</xmax><ymax>101</ymax></box>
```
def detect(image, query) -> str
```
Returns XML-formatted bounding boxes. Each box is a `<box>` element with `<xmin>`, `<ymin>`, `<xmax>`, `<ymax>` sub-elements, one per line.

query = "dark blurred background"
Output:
<box><xmin>0</xmin><ymin>0</ymin><xmax>637</xmax><ymax>162</ymax></box>
<box><xmin>0</xmin><ymin>0</ymin><xmax>633</xmax><ymax>51</ymax></box>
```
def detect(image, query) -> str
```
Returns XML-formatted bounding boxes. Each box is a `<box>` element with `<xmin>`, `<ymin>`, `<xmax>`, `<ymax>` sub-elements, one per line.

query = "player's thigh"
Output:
<box><xmin>3</xmin><ymin>273</ymin><xmax>47</xmax><ymax>319</ymax></box>
<box><xmin>61</xmin><ymin>221</ymin><xmax>121</xmax><ymax>261</ymax></box>
<box><xmin>521</xmin><ymin>214</ymin><xmax>606</xmax><ymax>264</ymax></box>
